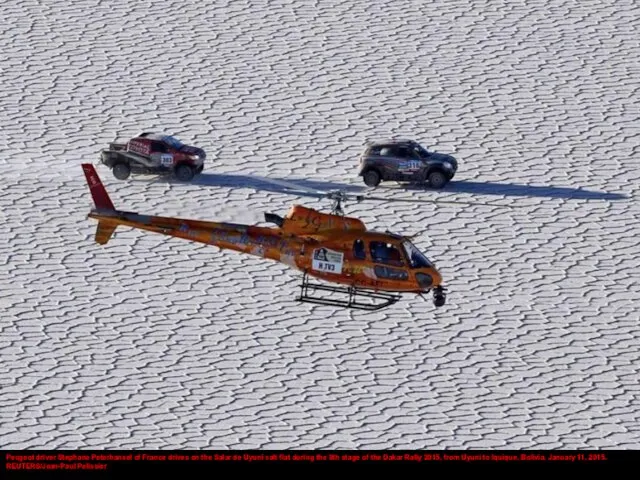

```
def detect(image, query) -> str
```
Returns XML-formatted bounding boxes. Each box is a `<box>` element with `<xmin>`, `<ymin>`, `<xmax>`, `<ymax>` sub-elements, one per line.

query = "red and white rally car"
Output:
<box><xmin>100</xmin><ymin>132</ymin><xmax>206</xmax><ymax>182</ymax></box>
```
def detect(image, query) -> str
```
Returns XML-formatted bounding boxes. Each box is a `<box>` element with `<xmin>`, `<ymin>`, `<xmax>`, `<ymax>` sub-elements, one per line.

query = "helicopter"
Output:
<box><xmin>80</xmin><ymin>163</ymin><xmax>506</xmax><ymax>311</ymax></box>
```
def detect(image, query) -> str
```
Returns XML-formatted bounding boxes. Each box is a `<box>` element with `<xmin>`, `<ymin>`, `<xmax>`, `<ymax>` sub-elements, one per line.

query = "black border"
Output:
<box><xmin>2</xmin><ymin>449</ymin><xmax>636</xmax><ymax>474</ymax></box>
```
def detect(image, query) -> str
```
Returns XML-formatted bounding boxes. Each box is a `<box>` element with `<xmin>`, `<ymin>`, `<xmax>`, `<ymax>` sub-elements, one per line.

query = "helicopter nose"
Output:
<box><xmin>416</xmin><ymin>273</ymin><xmax>433</xmax><ymax>289</ymax></box>
<box><xmin>416</xmin><ymin>270</ymin><xmax>442</xmax><ymax>290</ymax></box>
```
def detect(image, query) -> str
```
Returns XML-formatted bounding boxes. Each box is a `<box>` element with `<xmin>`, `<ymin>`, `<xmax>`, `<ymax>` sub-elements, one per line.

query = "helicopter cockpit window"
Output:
<box><xmin>369</xmin><ymin>241</ymin><xmax>405</xmax><ymax>267</ymax></box>
<box><xmin>402</xmin><ymin>241</ymin><xmax>433</xmax><ymax>269</ymax></box>
<box><xmin>353</xmin><ymin>239</ymin><xmax>366</xmax><ymax>260</ymax></box>
<box><xmin>374</xmin><ymin>265</ymin><xmax>408</xmax><ymax>281</ymax></box>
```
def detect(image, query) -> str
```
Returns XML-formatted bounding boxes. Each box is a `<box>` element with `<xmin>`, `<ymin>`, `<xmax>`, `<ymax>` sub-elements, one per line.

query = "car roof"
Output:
<box><xmin>366</xmin><ymin>138</ymin><xmax>419</xmax><ymax>147</ymax></box>
<box><xmin>138</xmin><ymin>132</ymin><xmax>169</xmax><ymax>141</ymax></box>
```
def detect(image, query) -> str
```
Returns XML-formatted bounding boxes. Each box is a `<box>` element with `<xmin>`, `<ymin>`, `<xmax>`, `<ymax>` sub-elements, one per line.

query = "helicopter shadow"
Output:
<box><xmin>396</xmin><ymin>180</ymin><xmax>628</xmax><ymax>201</ymax></box>
<box><xmin>133</xmin><ymin>171</ymin><xmax>627</xmax><ymax>202</ymax></box>
<box><xmin>189</xmin><ymin>172</ymin><xmax>365</xmax><ymax>198</ymax></box>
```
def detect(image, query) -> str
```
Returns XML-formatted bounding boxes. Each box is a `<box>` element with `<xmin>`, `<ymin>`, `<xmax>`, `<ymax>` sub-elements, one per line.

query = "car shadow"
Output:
<box><xmin>397</xmin><ymin>180</ymin><xmax>628</xmax><ymax>201</ymax></box>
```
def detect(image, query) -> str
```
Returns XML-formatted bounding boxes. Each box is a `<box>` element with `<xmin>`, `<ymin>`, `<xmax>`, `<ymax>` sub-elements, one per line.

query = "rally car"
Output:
<box><xmin>358</xmin><ymin>139</ymin><xmax>458</xmax><ymax>189</ymax></box>
<box><xmin>100</xmin><ymin>132</ymin><xmax>206</xmax><ymax>182</ymax></box>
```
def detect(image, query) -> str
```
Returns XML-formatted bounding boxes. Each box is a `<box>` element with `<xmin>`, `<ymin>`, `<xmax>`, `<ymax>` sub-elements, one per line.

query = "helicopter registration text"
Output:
<box><xmin>312</xmin><ymin>248</ymin><xmax>343</xmax><ymax>274</ymax></box>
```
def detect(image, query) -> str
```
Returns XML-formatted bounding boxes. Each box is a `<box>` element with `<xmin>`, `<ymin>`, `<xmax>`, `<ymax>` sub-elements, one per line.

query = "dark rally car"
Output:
<box><xmin>358</xmin><ymin>139</ymin><xmax>458</xmax><ymax>189</ymax></box>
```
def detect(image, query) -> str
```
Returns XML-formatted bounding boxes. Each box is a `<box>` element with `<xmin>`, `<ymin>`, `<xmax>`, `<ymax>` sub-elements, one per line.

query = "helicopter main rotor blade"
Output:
<box><xmin>250</xmin><ymin>176</ymin><xmax>327</xmax><ymax>199</ymax></box>
<box><xmin>350</xmin><ymin>194</ymin><xmax>521</xmax><ymax>208</ymax></box>
<box><xmin>244</xmin><ymin>175</ymin><xmax>523</xmax><ymax>208</ymax></box>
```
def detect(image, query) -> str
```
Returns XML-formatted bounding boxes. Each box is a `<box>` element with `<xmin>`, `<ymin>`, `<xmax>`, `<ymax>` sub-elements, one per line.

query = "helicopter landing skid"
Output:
<box><xmin>296</xmin><ymin>273</ymin><xmax>401</xmax><ymax>311</ymax></box>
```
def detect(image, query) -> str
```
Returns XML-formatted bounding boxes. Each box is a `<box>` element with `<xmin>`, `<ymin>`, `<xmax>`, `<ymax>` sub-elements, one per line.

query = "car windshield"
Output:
<box><xmin>402</xmin><ymin>241</ymin><xmax>433</xmax><ymax>268</ymax></box>
<box><xmin>414</xmin><ymin>145</ymin><xmax>429</xmax><ymax>158</ymax></box>
<box><xmin>161</xmin><ymin>135</ymin><xmax>185</xmax><ymax>149</ymax></box>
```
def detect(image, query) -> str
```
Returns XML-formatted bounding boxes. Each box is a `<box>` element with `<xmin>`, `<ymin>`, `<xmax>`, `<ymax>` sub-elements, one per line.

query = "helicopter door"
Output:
<box><xmin>345</xmin><ymin>239</ymin><xmax>370</xmax><ymax>279</ymax></box>
<box><xmin>368</xmin><ymin>241</ymin><xmax>409</xmax><ymax>281</ymax></box>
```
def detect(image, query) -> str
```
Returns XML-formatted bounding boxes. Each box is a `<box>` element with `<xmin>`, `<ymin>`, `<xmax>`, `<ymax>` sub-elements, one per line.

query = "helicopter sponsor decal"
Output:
<box><xmin>349</xmin><ymin>265</ymin><xmax>364</xmax><ymax>274</ymax></box>
<box><xmin>312</xmin><ymin>248</ymin><xmax>343</xmax><ymax>274</ymax></box>
<box><xmin>87</xmin><ymin>173</ymin><xmax>100</xmax><ymax>188</ymax></box>
<box><xmin>280</xmin><ymin>252</ymin><xmax>298</xmax><ymax>268</ymax></box>
<box><xmin>354</xmin><ymin>278</ymin><xmax>383</xmax><ymax>288</ymax></box>
<box><xmin>208</xmin><ymin>228</ymin><xmax>297</xmax><ymax>254</ymax></box>
<box><xmin>348</xmin><ymin>265</ymin><xmax>377</xmax><ymax>279</ymax></box>
<box><xmin>177</xmin><ymin>223</ymin><xmax>200</xmax><ymax>239</ymax></box>
<box><xmin>218</xmin><ymin>223</ymin><xmax>248</xmax><ymax>233</ymax></box>
<box><xmin>301</xmin><ymin>210</ymin><xmax>321</xmax><ymax>229</ymax></box>
<box><xmin>253</xmin><ymin>234</ymin><xmax>283</xmax><ymax>248</ymax></box>
<box><xmin>209</xmin><ymin>228</ymin><xmax>250</xmax><ymax>247</ymax></box>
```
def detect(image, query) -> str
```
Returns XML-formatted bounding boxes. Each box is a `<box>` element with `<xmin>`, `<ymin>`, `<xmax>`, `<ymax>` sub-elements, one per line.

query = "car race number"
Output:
<box><xmin>312</xmin><ymin>248</ymin><xmax>344</xmax><ymax>274</ymax></box>
<box><xmin>160</xmin><ymin>154</ymin><xmax>174</xmax><ymax>166</ymax></box>
<box><xmin>398</xmin><ymin>160</ymin><xmax>421</xmax><ymax>172</ymax></box>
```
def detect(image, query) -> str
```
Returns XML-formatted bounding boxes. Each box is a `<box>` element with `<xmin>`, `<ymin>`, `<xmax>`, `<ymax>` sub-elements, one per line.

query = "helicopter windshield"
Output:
<box><xmin>402</xmin><ymin>241</ymin><xmax>433</xmax><ymax>268</ymax></box>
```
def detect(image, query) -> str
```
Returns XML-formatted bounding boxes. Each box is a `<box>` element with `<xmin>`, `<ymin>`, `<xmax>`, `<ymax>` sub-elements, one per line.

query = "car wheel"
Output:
<box><xmin>175</xmin><ymin>164</ymin><xmax>195</xmax><ymax>182</ymax></box>
<box><xmin>363</xmin><ymin>170</ymin><xmax>381</xmax><ymax>187</ymax></box>
<box><xmin>427</xmin><ymin>170</ymin><xmax>448</xmax><ymax>189</ymax></box>
<box><xmin>113</xmin><ymin>162</ymin><xmax>131</xmax><ymax>180</ymax></box>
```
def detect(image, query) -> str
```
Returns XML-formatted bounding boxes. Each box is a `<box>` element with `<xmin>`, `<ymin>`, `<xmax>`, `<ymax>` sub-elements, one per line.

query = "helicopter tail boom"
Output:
<box><xmin>81</xmin><ymin>165</ymin><xmax>306</xmax><ymax>263</ymax></box>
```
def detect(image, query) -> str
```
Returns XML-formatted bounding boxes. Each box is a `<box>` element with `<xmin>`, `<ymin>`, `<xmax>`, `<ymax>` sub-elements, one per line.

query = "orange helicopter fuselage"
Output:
<box><xmin>88</xmin><ymin>204</ymin><xmax>442</xmax><ymax>294</ymax></box>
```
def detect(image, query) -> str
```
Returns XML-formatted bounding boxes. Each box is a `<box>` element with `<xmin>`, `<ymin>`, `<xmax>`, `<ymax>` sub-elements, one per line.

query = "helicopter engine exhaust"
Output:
<box><xmin>264</xmin><ymin>213</ymin><xmax>284</xmax><ymax>227</ymax></box>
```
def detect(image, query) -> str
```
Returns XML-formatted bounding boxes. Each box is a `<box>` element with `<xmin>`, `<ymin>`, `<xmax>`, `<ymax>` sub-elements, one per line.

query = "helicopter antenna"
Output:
<box><xmin>332</xmin><ymin>197</ymin><xmax>344</xmax><ymax>216</ymax></box>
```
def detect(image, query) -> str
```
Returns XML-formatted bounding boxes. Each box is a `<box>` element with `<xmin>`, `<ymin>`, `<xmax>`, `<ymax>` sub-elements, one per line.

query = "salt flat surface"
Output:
<box><xmin>1</xmin><ymin>0</ymin><xmax>639</xmax><ymax>449</ymax></box>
